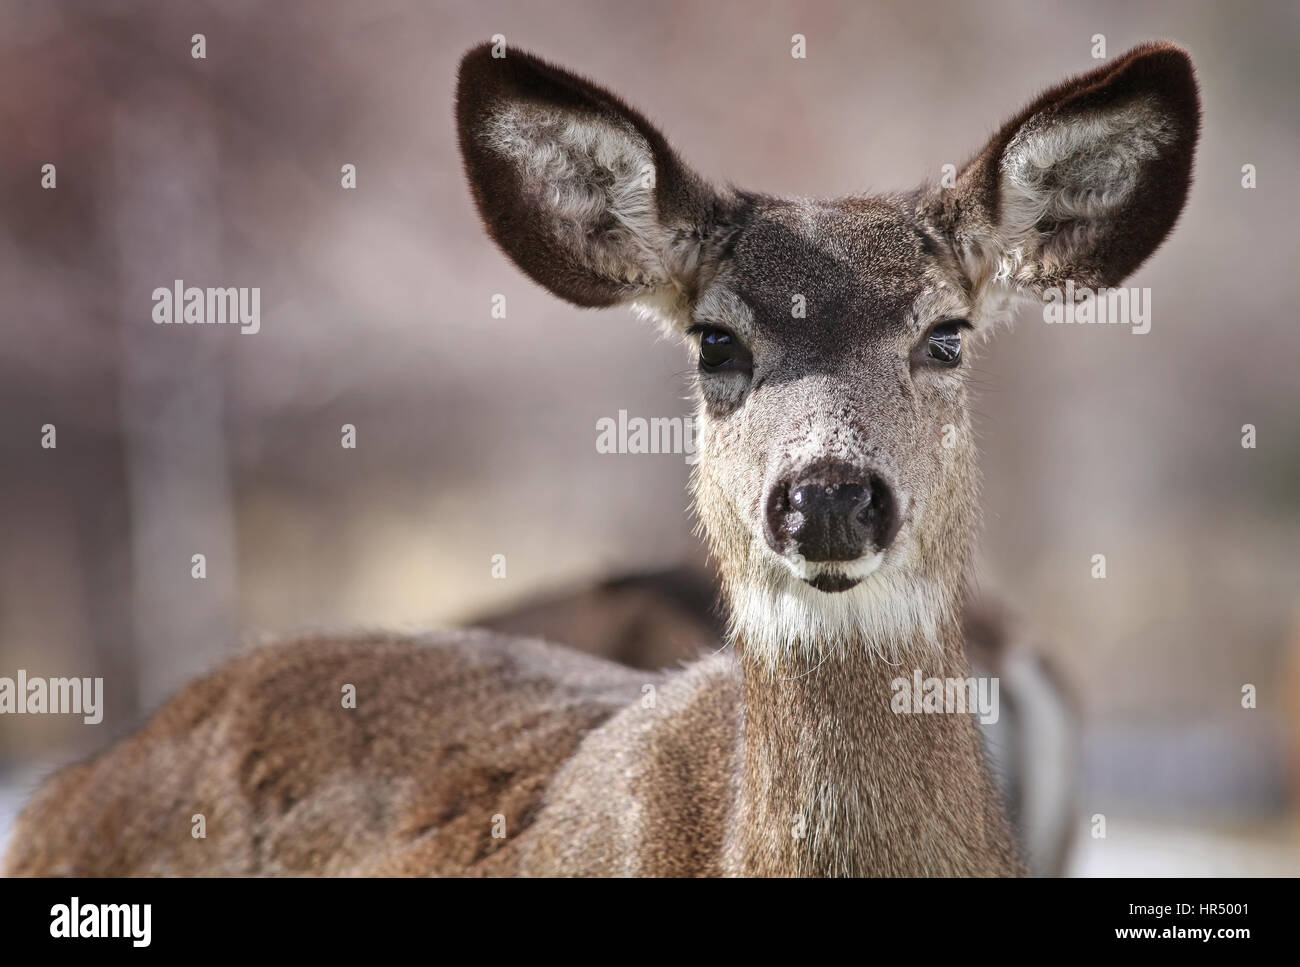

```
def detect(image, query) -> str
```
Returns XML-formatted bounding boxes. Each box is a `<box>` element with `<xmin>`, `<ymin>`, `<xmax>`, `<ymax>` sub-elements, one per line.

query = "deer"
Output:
<box><xmin>4</xmin><ymin>40</ymin><xmax>1198</xmax><ymax>877</ymax></box>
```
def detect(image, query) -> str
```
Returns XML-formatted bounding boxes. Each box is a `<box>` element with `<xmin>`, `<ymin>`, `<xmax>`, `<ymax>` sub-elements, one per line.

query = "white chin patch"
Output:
<box><xmin>783</xmin><ymin>551</ymin><xmax>884</xmax><ymax>584</ymax></box>
<box><xmin>726</xmin><ymin>550</ymin><xmax>953</xmax><ymax>674</ymax></box>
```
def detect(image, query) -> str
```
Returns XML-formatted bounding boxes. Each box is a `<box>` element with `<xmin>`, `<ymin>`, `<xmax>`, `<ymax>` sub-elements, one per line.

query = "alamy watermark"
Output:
<box><xmin>1042</xmin><ymin>281</ymin><xmax>1151</xmax><ymax>335</ymax></box>
<box><xmin>50</xmin><ymin>897</ymin><xmax>150</xmax><ymax>947</ymax></box>
<box><xmin>0</xmin><ymin>671</ymin><xmax>103</xmax><ymax>724</ymax></box>
<box><xmin>890</xmin><ymin>669</ymin><xmax>999</xmax><ymax>724</ymax></box>
<box><xmin>151</xmin><ymin>279</ymin><xmax>261</xmax><ymax>334</ymax></box>
<box><xmin>596</xmin><ymin>409</ymin><xmax>698</xmax><ymax>465</ymax></box>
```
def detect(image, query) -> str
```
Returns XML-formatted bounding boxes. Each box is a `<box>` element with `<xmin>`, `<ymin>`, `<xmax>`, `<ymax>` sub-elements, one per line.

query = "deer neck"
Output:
<box><xmin>727</xmin><ymin>615</ymin><xmax>1009</xmax><ymax>876</ymax></box>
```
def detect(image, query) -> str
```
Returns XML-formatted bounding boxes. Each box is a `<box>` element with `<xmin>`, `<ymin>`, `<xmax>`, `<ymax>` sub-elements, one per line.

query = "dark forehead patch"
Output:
<box><xmin>728</xmin><ymin>197</ymin><xmax>930</xmax><ymax>334</ymax></box>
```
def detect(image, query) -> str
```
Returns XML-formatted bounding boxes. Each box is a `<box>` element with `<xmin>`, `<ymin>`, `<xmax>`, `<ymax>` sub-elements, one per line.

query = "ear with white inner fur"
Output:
<box><xmin>456</xmin><ymin>43</ymin><xmax>735</xmax><ymax>321</ymax></box>
<box><xmin>924</xmin><ymin>42</ymin><xmax>1200</xmax><ymax>293</ymax></box>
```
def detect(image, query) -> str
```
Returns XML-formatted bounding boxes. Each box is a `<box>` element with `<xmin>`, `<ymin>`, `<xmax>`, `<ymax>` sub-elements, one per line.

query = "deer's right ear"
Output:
<box><xmin>456</xmin><ymin>44</ymin><xmax>731</xmax><ymax>317</ymax></box>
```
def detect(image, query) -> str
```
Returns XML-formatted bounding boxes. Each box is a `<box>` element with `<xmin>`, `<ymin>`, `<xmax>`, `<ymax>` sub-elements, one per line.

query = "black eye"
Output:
<box><xmin>925</xmin><ymin>320</ymin><xmax>967</xmax><ymax>366</ymax></box>
<box><xmin>692</xmin><ymin>326</ymin><xmax>750</xmax><ymax>373</ymax></box>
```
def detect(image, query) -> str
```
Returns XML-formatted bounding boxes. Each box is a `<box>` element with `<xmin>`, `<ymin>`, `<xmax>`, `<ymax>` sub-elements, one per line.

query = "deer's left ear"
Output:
<box><xmin>924</xmin><ymin>42</ymin><xmax>1200</xmax><ymax>292</ymax></box>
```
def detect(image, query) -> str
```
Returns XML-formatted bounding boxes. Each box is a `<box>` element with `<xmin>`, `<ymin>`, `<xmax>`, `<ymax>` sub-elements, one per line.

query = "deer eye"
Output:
<box><xmin>925</xmin><ymin>320</ymin><xmax>968</xmax><ymax>366</ymax></box>
<box><xmin>691</xmin><ymin>326</ymin><xmax>750</xmax><ymax>373</ymax></box>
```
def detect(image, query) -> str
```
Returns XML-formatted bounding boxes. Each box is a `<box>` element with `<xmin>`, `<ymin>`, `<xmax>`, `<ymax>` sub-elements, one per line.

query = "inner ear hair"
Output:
<box><xmin>456</xmin><ymin>43</ymin><xmax>732</xmax><ymax>313</ymax></box>
<box><xmin>925</xmin><ymin>42</ymin><xmax>1200</xmax><ymax>292</ymax></box>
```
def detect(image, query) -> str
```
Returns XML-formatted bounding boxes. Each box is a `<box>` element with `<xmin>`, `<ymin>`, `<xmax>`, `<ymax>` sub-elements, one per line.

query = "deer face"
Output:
<box><xmin>456</xmin><ymin>43</ymin><xmax>1198</xmax><ymax>662</ymax></box>
<box><xmin>684</xmin><ymin>197</ymin><xmax>982</xmax><ymax>657</ymax></box>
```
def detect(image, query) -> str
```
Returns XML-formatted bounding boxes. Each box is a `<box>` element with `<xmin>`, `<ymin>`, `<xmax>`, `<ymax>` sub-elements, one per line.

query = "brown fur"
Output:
<box><xmin>475</xmin><ymin>567</ymin><xmax>1080</xmax><ymax>875</ymax></box>
<box><xmin>7</xmin><ymin>633</ymin><xmax>647</xmax><ymax>875</ymax></box>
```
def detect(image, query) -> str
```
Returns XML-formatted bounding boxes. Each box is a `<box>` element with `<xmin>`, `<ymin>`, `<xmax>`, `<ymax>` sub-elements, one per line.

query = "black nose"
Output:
<box><xmin>765</xmin><ymin>463</ymin><xmax>899</xmax><ymax>562</ymax></box>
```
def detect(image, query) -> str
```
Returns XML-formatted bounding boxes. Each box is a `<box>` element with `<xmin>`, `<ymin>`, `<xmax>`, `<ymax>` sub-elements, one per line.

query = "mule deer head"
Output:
<box><xmin>457</xmin><ymin>42</ymin><xmax>1199</xmax><ymax>671</ymax></box>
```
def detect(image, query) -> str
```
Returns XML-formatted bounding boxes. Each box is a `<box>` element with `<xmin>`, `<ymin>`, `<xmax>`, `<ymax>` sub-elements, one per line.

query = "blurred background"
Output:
<box><xmin>1</xmin><ymin>0</ymin><xmax>1298</xmax><ymax>875</ymax></box>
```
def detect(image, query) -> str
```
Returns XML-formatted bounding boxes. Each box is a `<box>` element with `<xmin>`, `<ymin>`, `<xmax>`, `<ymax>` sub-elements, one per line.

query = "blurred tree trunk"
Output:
<box><xmin>111</xmin><ymin>78</ymin><xmax>238</xmax><ymax>713</ymax></box>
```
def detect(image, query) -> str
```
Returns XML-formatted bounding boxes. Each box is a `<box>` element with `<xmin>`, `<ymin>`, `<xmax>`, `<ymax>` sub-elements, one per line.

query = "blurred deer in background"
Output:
<box><xmin>6</xmin><ymin>40</ymin><xmax>1197</xmax><ymax>876</ymax></box>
